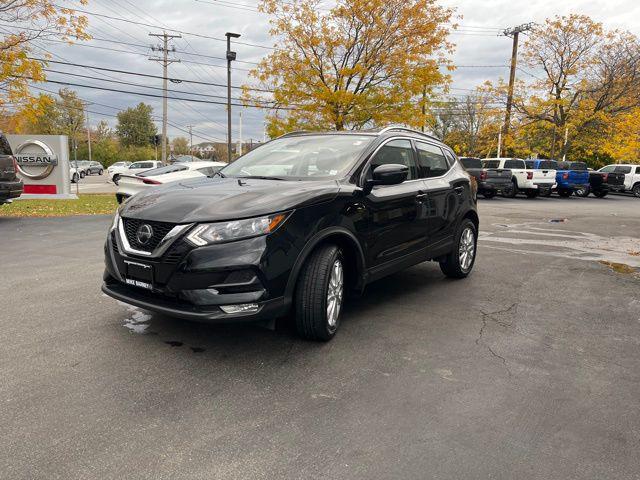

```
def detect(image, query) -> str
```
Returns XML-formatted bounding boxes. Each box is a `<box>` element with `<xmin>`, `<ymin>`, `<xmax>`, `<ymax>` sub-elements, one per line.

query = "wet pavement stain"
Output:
<box><xmin>165</xmin><ymin>341</ymin><xmax>184</xmax><ymax>347</ymax></box>
<box><xmin>190</xmin><ymin>347</ymin><xmax>205</xmax><ymax>353</ymax></box>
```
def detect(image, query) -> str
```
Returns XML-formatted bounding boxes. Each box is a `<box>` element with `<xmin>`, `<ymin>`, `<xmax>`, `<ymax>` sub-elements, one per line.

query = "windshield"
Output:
<box><xmin>482</xmin><ymin>160</ymin><xmax>500</xmax><ymax>169</ymax></box>
<box><xmin>221</xmin><ymin>134</ymin><xmax>374</xmax><ymax>179</ymax></box>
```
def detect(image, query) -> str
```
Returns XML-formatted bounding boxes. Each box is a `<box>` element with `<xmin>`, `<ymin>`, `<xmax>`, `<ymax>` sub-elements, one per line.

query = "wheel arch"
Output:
<box><xmin>284</xmin><ymin>227</ymin><xmax>366</xmax><ymax>306</ymax></box>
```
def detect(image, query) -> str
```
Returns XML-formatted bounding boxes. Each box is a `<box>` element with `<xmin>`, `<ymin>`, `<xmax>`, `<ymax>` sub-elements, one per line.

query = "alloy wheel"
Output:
<box><xmin>458</xmin><ymin>227</ymin><xmax>476</xmax><ymax>272</ymax></box>
<box><xmin>326</xmin><ymin>259</ymin><xmax>344</xmax><ymax>327</ymax></box>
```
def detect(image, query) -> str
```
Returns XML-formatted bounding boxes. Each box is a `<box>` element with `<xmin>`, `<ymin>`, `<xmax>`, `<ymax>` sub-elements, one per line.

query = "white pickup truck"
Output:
<box><xmin>482</xmin><ymin>158</ymin><xmax>556</xmax><ymax>198</ymax></box>
<box><xmin>598</xmin><ymin>164</ymin><xmax>640</xmax><ymax>197</ymax></box>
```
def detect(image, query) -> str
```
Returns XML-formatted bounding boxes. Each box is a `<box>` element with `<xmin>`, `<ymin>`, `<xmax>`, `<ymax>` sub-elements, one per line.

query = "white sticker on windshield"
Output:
<box><xmin>330</xmin><ymin>170</ymin><xmax>338</xmax><ymax>175</ymax></box>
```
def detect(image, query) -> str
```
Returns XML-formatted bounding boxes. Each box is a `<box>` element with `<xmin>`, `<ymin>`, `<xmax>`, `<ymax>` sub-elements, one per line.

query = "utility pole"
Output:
<box><xmin>421</xmin><ymin>86</ymin><xmax>427</xmax><ymax>133</ymax></box>
<box><xmin>237</xmin><ymin>111</ymin><xmax>243</xmax><ymax>157</ymax></box>
<box><xmin>149</xmin><ymin>31</ymin><xmax>181</xmax><ymax>164</ymax></box>
<box><xmin>84</xmin><ymin>103</ymin><xmax>92</xmax><ymax>163</ymax></box>
<box><xmin>226</xmin><ymin>32</ymin><xmax>241</xmax><ymax>163</ymax></box>
<box><xmin>186</xmin><ymin>124</ymin><xmax>194</xmax><ymax>155</ymax></box>
<box><xmin>501</xmin><ymin>23</ymin><xmax>534</xmax><ymax>154</ymax></box>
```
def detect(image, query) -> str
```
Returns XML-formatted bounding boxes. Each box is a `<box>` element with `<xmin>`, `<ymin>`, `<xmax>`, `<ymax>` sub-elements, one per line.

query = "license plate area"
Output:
<box><xmin>124</xmin><ymin>260</ymin><xmax>154</xmax><ymax>290</ymax></box>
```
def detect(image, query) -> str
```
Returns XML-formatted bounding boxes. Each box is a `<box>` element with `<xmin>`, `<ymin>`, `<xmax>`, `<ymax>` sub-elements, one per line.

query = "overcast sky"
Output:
<box><xmin>37</xmin><ymin>0</ymin><xmax>640</xmax><ymax>145</ymax></box>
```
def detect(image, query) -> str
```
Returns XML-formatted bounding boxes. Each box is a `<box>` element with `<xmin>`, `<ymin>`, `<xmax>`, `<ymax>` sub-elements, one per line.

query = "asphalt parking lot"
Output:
<box><xmin>73</xmin><ymin>172</ymin><xmax>117</xmax><ymax>194</ymax></box>
<box><xmin>1</xmin><ymin>195</ymin><xmax>639</xmax><ymax>479</ymax></box>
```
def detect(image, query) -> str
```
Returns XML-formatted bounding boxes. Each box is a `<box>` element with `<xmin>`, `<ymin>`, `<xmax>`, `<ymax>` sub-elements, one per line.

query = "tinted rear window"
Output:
<box><xmin>504</xmin><ymin>159</ymin><xmax>524</xmax><ymax>169</ymax></box>
<box><xmin>570</xmin><ymin>162</ymin><xmax>587</xmax><ymax>171</ymax></box>
<box><xmin>461</xmin><ymin>158</ymin><xmax>482</xmax><ymax>169</ymax></box>
<box><xmin>482</xmin><ymin>160</ymin><xmax>500</xmax><ymax>169</ymax></box>
<box><xmin>0</xmin><ymin>135</ymin><xmax>13</xmax><ymax>155</ymax></box>
<box><xmin>538</xmin><ymin>161</ymin><xmax>556</xmax><ymax>169</ymax></box>
<box><xmin>524</xmin><ymin>160</ymin><xmax>535</xmax><ymax>169</ymax></box>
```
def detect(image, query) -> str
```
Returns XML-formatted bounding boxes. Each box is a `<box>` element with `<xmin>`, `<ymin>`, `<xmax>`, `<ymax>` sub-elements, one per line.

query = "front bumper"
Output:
<box><xmin>0</xmin><ymin>179</ymin><xmax>24</xmax><ymax>202</ymax></box>
<box><xmin>103</xmin><ymin>225</ymin><xmax>294</xmax><ymax>323</ymax></box>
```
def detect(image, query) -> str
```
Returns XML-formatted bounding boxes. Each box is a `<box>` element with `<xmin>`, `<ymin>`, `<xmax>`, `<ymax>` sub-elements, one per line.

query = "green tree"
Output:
<box><xmin>116</xmin><ymin>103</ymin><xmax>157</xmax><ymax>147</ymax></box>
<box><xmin>171</xmin><ymin>136</ymin><xmax>190</xmax><ymax>155</ymax></box>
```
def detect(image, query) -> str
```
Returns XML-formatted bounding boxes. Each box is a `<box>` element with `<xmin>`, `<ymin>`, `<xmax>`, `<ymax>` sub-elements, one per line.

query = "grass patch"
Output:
<box><xmin>0</xmin><ymin>194</ymin><xmax>118</xmax><ymax>217</ymax></box>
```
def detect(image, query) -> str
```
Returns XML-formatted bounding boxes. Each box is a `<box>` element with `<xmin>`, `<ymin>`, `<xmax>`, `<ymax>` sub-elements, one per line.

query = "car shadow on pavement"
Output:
<box><xmin>115</xmin><ymin>262</ymin><xmax>445</xmax><ymax>356</ymax></box>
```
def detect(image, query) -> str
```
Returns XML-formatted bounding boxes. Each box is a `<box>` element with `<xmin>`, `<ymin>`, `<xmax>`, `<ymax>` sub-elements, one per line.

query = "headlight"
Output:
<box><xmin>110</xmin><ymin>209</ymin><xmax>120</xmax><ymax>231</ymax></box>
<box><xmin>186</xmin><ymin>212</ymin><xmax>291</xmax><ymax>246</ymax></box>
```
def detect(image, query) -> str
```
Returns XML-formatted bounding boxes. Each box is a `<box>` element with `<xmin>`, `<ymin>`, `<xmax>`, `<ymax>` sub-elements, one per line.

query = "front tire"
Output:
<box><xmin>633</xmin><ymin>184</ymin><xmax>640</xmax><ymax>198</ymax></box>
<box><xmin>558</xmin><ymin>189</ymin><xmax>572</xmax><ymax>198</ymax></box>
<box><xmin>112</xmin><ymin>174</ymin><xmax>120</xmax><ymax>185</ymax></box>
<box><xmin>71</xmin><ymin>173</ymin><xmax>79</xmax><ymax>183</ymax></box>
<box><xmin>79</xmin><ymin>171</ymin><xmax>85</xmax><ymax>179</ymax></box>
<box><xmin>294</xmin><ymin>244</ymin><xmax>344</xmax><ymax>341</ymax></box>
<box><xmin>440</xmin><ymin>219</ymin><xmax>477</xmax><ymax>279</ymax></box>
<box><xmin>98</xmin><ymin>169</ymin><xmax>104</xmax><ymax>176</ymax></box>
<box><xmin>594</xmin><ymin>190</ymin><xmax>608</xmax><ymax>198</ymax></box>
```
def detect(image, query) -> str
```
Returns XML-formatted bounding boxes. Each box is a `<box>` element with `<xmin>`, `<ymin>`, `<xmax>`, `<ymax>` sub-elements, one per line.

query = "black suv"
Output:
<box><xmin>0</xmin><ymin>133</ymin><xmax>23</xmax><ymax>204</ymax></box>
<box><xmin>102</xmin><ymin>127</ymin><xmax>479</xmax><ymax>341</ymax></box>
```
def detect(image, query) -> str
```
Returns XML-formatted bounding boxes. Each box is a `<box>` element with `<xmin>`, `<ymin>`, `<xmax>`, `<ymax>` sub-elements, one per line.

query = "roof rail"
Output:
<box><xmin>277</xmin><ymin>130</ymin><xmax>310</xmax><ymax>139</ymax></box>
<box><xmin>377</xmin><ymin>125</ymin><xmax>441</xmax><ymax>142</ymax></box>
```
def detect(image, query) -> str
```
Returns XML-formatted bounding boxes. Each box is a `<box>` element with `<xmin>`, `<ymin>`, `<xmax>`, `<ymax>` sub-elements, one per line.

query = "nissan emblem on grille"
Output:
<box><xmin>136</xmin><ymin>224</ymin><xmax>154</xmax><ymax>245</ymax></box>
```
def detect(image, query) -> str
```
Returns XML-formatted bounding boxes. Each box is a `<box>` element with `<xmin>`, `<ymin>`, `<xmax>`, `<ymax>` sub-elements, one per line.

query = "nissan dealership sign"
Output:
<box><xmin>6</xmin><ymin>135</ymin><xmax>74</xmax><ymax>198</ymax></box>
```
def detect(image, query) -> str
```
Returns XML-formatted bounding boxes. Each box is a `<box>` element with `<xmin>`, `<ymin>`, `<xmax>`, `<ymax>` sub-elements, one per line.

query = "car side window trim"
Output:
<box><xmin>358</xmin><ymin>136</ymin><xmax>423</xmax><ymax>187</ymax></box>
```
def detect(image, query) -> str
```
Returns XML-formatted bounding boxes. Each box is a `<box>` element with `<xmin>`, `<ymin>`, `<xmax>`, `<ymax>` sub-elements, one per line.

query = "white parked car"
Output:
<box><xmin>482</xmin><ymin>158</ymin><xmax>556</xmax><ymax>198</ymax></box>
<box><xmin>115</xmin><ymin>161</ymin><xmax>226</xmax><ymax>203</ymax></box>
<box><xmin>110</xmin><ymin>161</ymin><xmax>163</xmax><ymax>184</ymax></box>
<box><xmin>70</xmin><ymin>165</ymin><xmax>80</xmax><ymax>183</ymax></box>
<box><xmin>598</xmin><ymin>164</ymin><xmax>640</xmax><ymax>197</ymax></box>
<box><xmin>107</xmin><ymin>162</ymin><xmax>131</xmax><ymax>183</ymax></box>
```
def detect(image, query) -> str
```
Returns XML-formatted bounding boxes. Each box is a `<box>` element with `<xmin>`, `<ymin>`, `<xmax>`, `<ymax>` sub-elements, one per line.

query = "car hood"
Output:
<box><xmin>119</xmin><ymin>177</ymin><xmax>341</xmax><ymax>223</ymax></box>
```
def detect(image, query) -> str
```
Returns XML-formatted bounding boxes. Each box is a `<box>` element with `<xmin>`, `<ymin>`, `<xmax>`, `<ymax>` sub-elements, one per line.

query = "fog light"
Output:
<box><xmin>220</xmin><ymin>303</ymin><xmax>260</xmax><ymax>314</ymax></box>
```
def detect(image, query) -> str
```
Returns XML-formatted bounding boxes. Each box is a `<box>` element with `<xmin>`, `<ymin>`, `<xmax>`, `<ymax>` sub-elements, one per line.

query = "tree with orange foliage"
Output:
<box><xmin>246</xmin><ymin>0</ymin><xmax>455</xmax><ymax>135</ymax></box>
<box><xmin>0</xmin><ymin>1</ymin><xmax>89</xmax><ymax>129</ymax></box>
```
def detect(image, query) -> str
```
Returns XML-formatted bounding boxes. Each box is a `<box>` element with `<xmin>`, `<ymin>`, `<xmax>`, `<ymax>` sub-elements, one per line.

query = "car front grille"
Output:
<box><xmin>122</xmin><ymin>218</ymin><xmax>176</xmax><ymax>252</ymax></box>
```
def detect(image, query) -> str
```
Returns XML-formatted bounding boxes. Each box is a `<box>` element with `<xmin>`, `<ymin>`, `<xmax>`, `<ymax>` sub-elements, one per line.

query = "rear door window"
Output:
<box><xmin>415</xmin><ymin>141</ymin><xmax>450</xmax><ymax>178</ymax></box>
<box><xmin>538</xmin><ymin>161</ymin><xmax>557</xmax><ymax>170</ymax></box>
<box><xmin>615</xmin><ymin>166</ymin><xmax>632</xmax><ymax>174</ymax></box>
<box><xmin>570</xmin><ymin>162</ymin><xmax>587</xmax><ymax>171</ymax></box>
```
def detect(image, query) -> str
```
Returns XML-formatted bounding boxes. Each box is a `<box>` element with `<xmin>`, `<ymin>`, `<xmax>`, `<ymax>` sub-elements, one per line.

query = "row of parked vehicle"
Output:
<box><xmin>70</xmin><ymin>160</ymin><xmax>105</xmax><ymax>183</ymax></box>
<box><xmin>460</xmin><ymin>157</ymin><xmax>639</xmax><ymax>199</ymax></box>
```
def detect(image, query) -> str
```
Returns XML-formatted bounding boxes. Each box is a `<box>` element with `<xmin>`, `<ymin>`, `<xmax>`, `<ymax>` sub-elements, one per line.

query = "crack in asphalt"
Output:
<box><xmin>476</xmin><ymin>303</ymin><xmax>518</xmax><ymax>377</ymax></box>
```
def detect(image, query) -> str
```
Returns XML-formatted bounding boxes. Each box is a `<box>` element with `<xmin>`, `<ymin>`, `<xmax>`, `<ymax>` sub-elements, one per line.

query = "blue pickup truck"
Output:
<box><xmin>535</xmin><ymin>160</ymin><xmax>590</xmax><ymax>197</ymax></box>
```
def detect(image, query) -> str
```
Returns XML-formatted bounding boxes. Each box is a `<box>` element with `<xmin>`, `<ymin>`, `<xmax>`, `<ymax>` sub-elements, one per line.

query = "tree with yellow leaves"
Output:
<box><xmin>246</xmin><ymin>0</ymin><xmax>455</xmax><ymax>135</ymax></box>
<box><xmin>510</xmin><ymin>15</ymin><xmax>640</xmax><ymax>160</ymax></box>
<box><xmin>0</xmin><ymin>1</ymin><xmax>89</xmax><ymax>128</ymax></box>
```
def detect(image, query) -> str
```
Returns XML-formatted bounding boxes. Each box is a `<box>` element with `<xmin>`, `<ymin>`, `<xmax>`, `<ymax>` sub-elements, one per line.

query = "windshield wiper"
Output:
<box><xmin>238</xmin><ymin>175</ymin><xmax>287</xmax><ymax>181</ymax></box>
<box><xmin>214</xmin><ymin>171</ymin><xmax>226</xmax><ymax>178</ymax></box>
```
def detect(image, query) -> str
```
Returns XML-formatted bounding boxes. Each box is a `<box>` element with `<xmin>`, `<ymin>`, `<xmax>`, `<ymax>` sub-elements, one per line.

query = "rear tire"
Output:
<box><xmin>594</xmin><ymin>190</ymin><xmax>608</xmax><ymax>198</ymax></box>
<box><xmin>79</xmin><ymin>171</ymin><xmax>85</xmax><ymax>179</ymax></box>
<box><xmin>71</xmin><ymin>173</ymin><xmax>79</xmax><ymax>183</ymax></box>
<box><xmin>633</xmin><ymin>183</ymin><xmax>640</xmax><ymax>198</ymax></box>
<box><xmin>440</xmin><ymin>219</ymin><xmax>477</xmax><ymax>279</ymax></box>
<box><xmin>112</xmin><ymin>174</ymin><xmax>120</xmax><ymax>185</ymax></box>
<box><xmin>502</xmin><ymin>180</ymin><xmax>518</xmax><ymax>198</ymax></box>
<box><xmin>482</xmin><ymin>191</ymin><xmax>496</xmax><ymax>199</ymax></box>
<box><xmin>575</xmin><ymin>186</ymin><xmax>590</xmax><ymax>197</ymax></box>
<box><xmin>294</xmin><ymin>244</ymin><xmax>344</xmax><ymax>341</ymax></box>
<box><xmin>558</xmin><ymin>189</ymin><xmax>572</xmax><ymax>198</ymax></box>
<box><xmin>98</xmin><ymin>169</ymin><xmax>104</xmax><ymax>176</ymax></box>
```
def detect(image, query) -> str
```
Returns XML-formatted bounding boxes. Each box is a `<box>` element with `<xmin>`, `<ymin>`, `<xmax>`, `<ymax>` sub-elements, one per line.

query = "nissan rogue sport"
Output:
<box><xmin>102</xmin><ymin>127</ymin><xmax>479</xmax><ymax>341</ymax></box>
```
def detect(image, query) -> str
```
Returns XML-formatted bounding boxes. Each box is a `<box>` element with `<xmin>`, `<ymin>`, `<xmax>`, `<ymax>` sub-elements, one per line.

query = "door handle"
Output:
<box><xmin>454</xmin><ymin>186</ymin><xmax>464</xmax><ymax>195</ymax></box>
<box><xmin>415</xmin><ymin>192</ymin><xmax>429</xmax><ymax>201</ymax></box>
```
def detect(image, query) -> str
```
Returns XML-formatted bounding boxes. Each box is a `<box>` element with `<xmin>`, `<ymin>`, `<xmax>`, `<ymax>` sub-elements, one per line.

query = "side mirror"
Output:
<box><xmin>364</xmin><ymin>164</ymin><xmax>409</xmax><ymax>193</ymax></box>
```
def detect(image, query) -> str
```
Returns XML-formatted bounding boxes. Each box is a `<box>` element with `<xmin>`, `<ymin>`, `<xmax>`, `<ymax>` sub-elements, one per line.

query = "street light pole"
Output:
<box><xmin>226</xmin><ymin>32</ymin><xmax>241</xmax><ymax>164</ymax></box>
